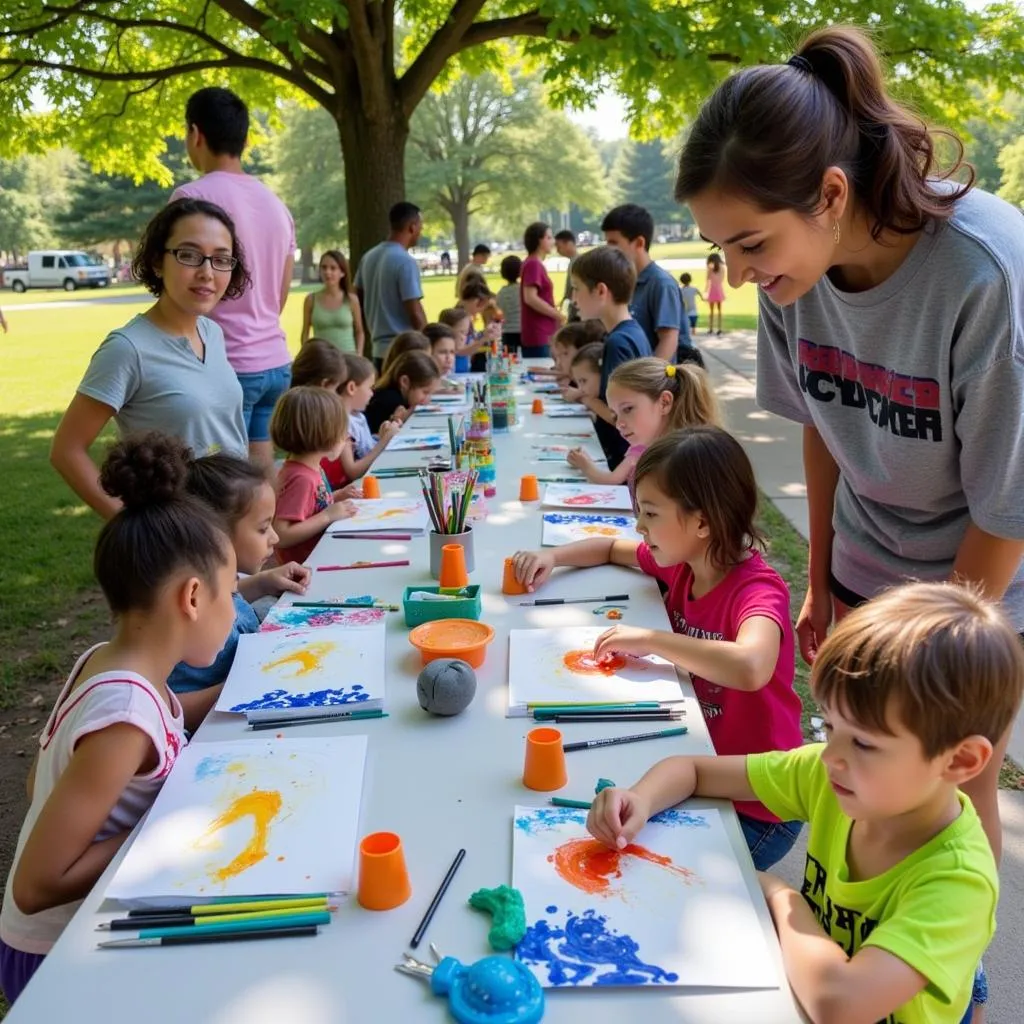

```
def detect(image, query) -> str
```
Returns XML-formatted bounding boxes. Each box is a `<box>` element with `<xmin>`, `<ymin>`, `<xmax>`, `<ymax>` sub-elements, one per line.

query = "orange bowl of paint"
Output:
<box><xmin>409</xmin><ymin>618</ymin><xmax>495</xmax><ymax>668</ymax></box>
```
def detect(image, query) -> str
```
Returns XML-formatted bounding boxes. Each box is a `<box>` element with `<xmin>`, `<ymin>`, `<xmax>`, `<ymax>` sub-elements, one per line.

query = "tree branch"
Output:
<box><xmin>398</xmin><ymin>0</ymin><xmax>488</xmax><ymax>117</ymax></box>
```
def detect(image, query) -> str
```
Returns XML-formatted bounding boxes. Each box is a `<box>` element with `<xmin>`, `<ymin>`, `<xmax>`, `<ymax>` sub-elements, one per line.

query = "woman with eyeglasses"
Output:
<box><xmin>51</xmin><ymin>198</ymin><xmax>252</xmax><ymax>519</ymax></box>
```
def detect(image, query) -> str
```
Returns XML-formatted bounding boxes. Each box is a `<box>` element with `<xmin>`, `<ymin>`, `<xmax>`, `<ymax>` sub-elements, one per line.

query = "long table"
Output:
<box><xmin>7</xmin><ymin>372</ymin><xmax>802</xmax><ymax>1023</ymax></box>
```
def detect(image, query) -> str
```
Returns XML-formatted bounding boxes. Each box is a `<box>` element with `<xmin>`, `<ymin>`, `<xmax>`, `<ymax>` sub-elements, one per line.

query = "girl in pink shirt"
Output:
<box><xmin>271</xmin><ymin>386</ymin><xmax>357</xmax><ymax>564</ymax></box>
<box><xmin>512</xmin><ymin>426</ymin><xmax>803</xmax><ymax>869</ymax></box>
<box><xmin>0</xmin><ymin>433</ymin><xmax>238</xmax><ymax>1004</ymax></box>
<box><xmin>568</xmin><ymin>357</ymin><xmax>721</xmax><ymax>495</ymax></box>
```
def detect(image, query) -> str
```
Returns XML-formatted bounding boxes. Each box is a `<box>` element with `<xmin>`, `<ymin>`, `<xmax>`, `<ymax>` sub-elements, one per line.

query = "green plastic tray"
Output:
<box><xmin>402</xmin><ymin>585</ymin><xmax>482</xmax><ymax>627</ymax></box>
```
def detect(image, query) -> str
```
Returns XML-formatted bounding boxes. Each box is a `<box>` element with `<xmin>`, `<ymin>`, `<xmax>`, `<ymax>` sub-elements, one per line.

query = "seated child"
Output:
<box><xmin>378</xmin><ymin>330</ymin><xmax>430</xmax><ymax>384</ymax></box>
<box><xmin>0</xmin><ymin>433</ymin><xmax>238</xmax><ymax>1004</ymax></box>
<box><xmin>423</xmin><ymin>323</ymin><xmax>462</xmax><ymax>392</ymax></box>
<box><xmin>271</xmin><ymin>386</ymin><xmax>357</xmax><ymax>564</ymax></box>
<box><xmin>513</xmin><ymin>427</ymin><xmax>803</xmax><ymax>869</ymax></box>
<box><xmin>530</xmin><ymin>319</ymin><xmax>606</xmax><ymax>382</ymax></box>
<box><xmin>569</xmin><ymin>357</ymin><xmax>720</xmax><ymax>493</ymax></box>
<box><xmin>291</xmin><ymin>337</ymin><xmax>349</xmax><ymax>391</ymax></box>
<box><xmin>335</xmin><ymin>353</ymin><xmax>400</xmax><ymax>482</ymax></box>
<box><xmin>167</xmin><ymin>452</ymin><xmax>312</xmax><ymax>726</ymax></box>
<box><xmin>589</xmin><ymin>581</ymin><xmax>1024</xmax><ymax>1024</ymax></box>
<box><xmin>365</xmin><ymin>350</ymin><xmax>440</xmax><ymax>433</ymax></box>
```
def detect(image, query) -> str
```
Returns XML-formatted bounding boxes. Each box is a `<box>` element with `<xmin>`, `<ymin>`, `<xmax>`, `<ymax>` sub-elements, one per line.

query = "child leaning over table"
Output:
<box><xmin>589</xmin><ymin>581</ymin><xmax>1023</xmax><ymax>1024</ymax></box>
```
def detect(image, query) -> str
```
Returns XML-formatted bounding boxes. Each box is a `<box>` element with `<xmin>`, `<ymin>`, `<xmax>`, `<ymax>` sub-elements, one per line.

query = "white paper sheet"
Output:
<box><xmin>326</xmin><ymin>497</ymin><xmax>430</xmax><ymax>534</ymax></box>
<box><xmin>506</xmin><ymin>626</ymin><xmax>684</xmax><ymax>714</ymax></box>
<box><xmin>106</xmin><ymin>736</ymin><xmax>368</xmax><ymax>906</ymax></box>
<box><xmin>541</xmin><ymin>511</ymin><xmax>639</xmax><ymax>546</ymax></box>
<box><xmin>542</xmin><ymin>484</ymin><xmax>633</xmax><ymax>511</ymax></box>
<box><xmin>512</xmin><ymin>804</ymin><xmax>780</xmax><ymax>990</ymax></box>
<box><xmin>386</xmin><ymin>432</ymin><xmax>449</xmax><ymax>452</ymax></box>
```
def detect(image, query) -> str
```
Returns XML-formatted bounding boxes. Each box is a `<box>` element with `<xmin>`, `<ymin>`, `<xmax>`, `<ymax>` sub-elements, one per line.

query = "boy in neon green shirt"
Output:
<box><xmin>589</xmin><ymin>582</ymin><xmax>1024</xmax><ymax>1024</ymax></box>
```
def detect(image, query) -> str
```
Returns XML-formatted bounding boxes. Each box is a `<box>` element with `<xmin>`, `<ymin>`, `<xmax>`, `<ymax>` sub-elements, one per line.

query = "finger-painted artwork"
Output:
<box><xmin>512</xmin><ymin>805</ymin><xmax>779</xmax><ymax>990</ymax></box>
<box><xmin>386</xmin><ymin>432</ymin><xmax>448</xmax><ymax>452</ymax></box>
<box><xmin>542</xmin><ymin>484</ymin><xmax>633</xmax><ymax>511</ymax></box>
<box><xmin>216</xmin><ymin>623</ymin><xmax>386</xmax><ymax>717</ymax></box>
<box><xmin>106</xmin><ymin>736</ymin><xmax>367</xmax><ymax>905</ymax></box>
<box><xmin>260</xmin><ymin>605</ymin><xmax>387</xmax><ymax>632</ymax></box>
<box><xmin>506</xmin><ymin>627</ymin><xmax>683</xmax><ymax>715</ymax></box>
<box><xmin>541</xmin><ymin>512</ymin><xmax>638</xmax><ymax>546</ymax></box>
<box><xmin>326</xmin><ymin>497</ymin><xmax>429</xmax><ymax>534</ymax></box>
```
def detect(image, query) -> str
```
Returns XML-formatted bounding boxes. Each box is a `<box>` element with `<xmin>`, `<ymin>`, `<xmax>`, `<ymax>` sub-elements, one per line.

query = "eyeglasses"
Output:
<box><xmin>165</xmin><ymin>248</ymin><xmax>238</xmax><ymax>272</ymax></box>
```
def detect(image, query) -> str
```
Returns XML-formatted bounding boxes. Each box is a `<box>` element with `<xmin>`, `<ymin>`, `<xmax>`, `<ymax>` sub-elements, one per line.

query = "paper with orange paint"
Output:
<box><xmin>542</xmin><ymin>484</ymin><xmax>633</xmax><ymax>512</ymax></box>
<box><xmin>325</xmin><ymin>496</ymin><xmax>430</xmax><ymax>535</ymax></box>
<box><xmin>540</xmin><ymin>511</ymin><xmax>639</xmax><ymax>546</ymax></box>
<box><xmin>506</xmin><ymin>627</ymin><xmax>685</xmax><ymax>717</ymax></box>
<box><xmin>511</xmin><ymin>804</ymin><xmax>780</xmax><ymax>990</ymax></box>
<box><xmin>105</xmin><ymin>736</ymin><xmax>367</xmax><ymax>907</ymax></box>
<box><xmin>215</xmin><ymin>622</ymin><xmax>386</xmax><ymax>721</ymax></box>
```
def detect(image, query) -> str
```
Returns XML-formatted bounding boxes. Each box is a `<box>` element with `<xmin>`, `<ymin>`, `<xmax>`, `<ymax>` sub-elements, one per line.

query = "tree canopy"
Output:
<box><xmin>3</xmin><ymin>1</ymin><xmax>1024</xmax><ymax>261</ymax></box>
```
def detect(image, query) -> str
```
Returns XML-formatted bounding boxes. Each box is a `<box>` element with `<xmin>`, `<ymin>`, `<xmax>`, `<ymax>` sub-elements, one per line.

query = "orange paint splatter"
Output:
<box><xmin>200</xmin><ymin>789</ymin><xmax>283</xmax><ymax>883</ymax></box>
<box><xmin>563</xmin><ymin>650</ymin><xmax>627</xmax><ymax>675</ymax></box>
<box><xmin>277</xmin><ymin>856</ymin><xmax>286</xmax><ymax>862</ymax></box>
<box><xmin>580</xmin><ymin>525</ymin><xmax>619</xmax><ymax>537</ymax></box>
<box><xmin>548</xmin><ymin>838</ymin><xmax>696</xmax><ymax>896</ymax></box>
<box><xmin>262</xmin><ymin>641</ymin><xmax>335</xmax><ymax>677</ymax></box>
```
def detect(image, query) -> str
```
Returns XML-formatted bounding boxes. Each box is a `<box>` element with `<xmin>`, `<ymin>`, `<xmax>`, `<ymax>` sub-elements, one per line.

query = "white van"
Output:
<box><xmin>3</xmin><ymin>251</ymin><xmax>111</xmax><ymax>292</ymax></box>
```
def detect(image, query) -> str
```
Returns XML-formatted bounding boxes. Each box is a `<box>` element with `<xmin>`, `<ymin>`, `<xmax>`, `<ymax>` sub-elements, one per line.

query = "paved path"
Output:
<box><xmin>704</xmin><ymin>329</ymin><xmax>1023</xmax><ymax>1024</ymax></box>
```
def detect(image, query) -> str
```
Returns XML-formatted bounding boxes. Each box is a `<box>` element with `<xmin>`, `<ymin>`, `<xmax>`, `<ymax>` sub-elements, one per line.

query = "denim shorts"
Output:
<box><xmin>958</xmin><ymin>961</ymin><xmax>987</xmax><ymax>1022</ymax></box>
<box><xmin>739</xmin><ymin>813</ymin><xmax>803</xmax><ymax>871</ymax></box>
<box><xmin>236</xmin><ymin>363</ymin><xmax>291</xmax><ymax>442</ymax></box>
<box><xmin>688</xmin><ymin>314</ymin><xmax>698</xmax><ymax>329</ymax></box>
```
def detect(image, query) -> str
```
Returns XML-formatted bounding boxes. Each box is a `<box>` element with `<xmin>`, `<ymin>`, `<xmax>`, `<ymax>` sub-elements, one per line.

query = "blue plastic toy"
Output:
<box><xmin>397</xmin><ymin>942</ymin><xmax>544</xmax><ymax>1023</ymax></box>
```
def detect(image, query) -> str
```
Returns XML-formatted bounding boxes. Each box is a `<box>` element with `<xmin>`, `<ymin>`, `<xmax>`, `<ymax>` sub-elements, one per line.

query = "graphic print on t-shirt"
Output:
<box><xmin>797</xmin><ymin>338</ymin><xmax>942</xmax><ymax>442</ymax></box>
<box><xmin>668</xmin><ymin>607</ymin><xmax>726</xmax><ymax>723</ymax></box>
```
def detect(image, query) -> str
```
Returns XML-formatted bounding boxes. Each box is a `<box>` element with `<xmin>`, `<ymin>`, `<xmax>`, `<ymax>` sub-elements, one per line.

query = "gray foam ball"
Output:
<box><xmin>417</xmin><ymin>658</ymin><xmax>477</xmax><ymax>716</ymax></box>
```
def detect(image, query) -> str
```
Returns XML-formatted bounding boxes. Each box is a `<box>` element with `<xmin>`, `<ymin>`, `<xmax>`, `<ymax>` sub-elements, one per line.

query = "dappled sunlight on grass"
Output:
<box><xmin>49</xmin><ymin>504</ymin><xmax>94</xmax><ymax>518</ymax></box>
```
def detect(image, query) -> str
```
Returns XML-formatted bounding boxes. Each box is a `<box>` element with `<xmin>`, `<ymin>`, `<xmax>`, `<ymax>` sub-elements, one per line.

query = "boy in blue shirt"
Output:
<box><xmin>589</xmin><ymin>581</ymin><xmax>1023</xmax><ymax>1024</ymax></box>
<box><xmin>566</xmin><ymin>245</ymin><xmax>651</xmax><ymax>468</ymax></box>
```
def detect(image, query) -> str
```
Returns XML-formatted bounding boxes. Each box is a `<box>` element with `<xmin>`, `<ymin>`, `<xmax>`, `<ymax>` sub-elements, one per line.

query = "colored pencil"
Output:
<box><xmin>371</xmin><ymin>468</ymin><xmax>421</xmax><ymax>477</ymax></box>
<box><xmin>316</xmin><ymin>560</ymin><xmax>410</xmax><ymax>571</ymax></box>
<box><xmin>531</xmin><ymin>702</ymin><xmax>660</xmax><ymax>716</ymax></box>
<box><xmin>250</xmin><ymin>710</ymin><xmax>388</xmax><ymax>731</ymax></box>
<box><xmin>409</xmin><ymin>849</ymin><xmax>466</xmax><ymax>949</ymax></box>
<box><xmin>520</xmin><ymin>594</ymin><xmax>630</xmax><ymax>606</ymax></box>
<box><xmin>552</xmin><ymin>713</ymin><xmax>683</xmax><ymax>723</ymax></box>
<box><xmin>550</xmin><ymin>797</ymin><xmax>593</xmax><ymax>810</ymax></box>
<box><xmin>292</xmin><ymin>601</ymin><xmax>399</xmax><ymax>610</ymax></box>
<box><xmin>563</xmin><ymin>727</ymin><xmax>688</xmax><ymax>753</ymax></box>
<box><xmin>127</xmin><ymin>897</ymin><xmax>329</xmax><ymax>918</ymax></box>
<box><xmin>98</xmin><ymin>925</ymin><xmax>319</xmax><ymax>949</ymax></box>
<box><xmin>331</xmin><ymin>533</ymin><xmax>412</xmax><ymax>541</ymax></box>
<box><xmin>102</xmin><ymin>912</ymin><xmax>330</xmax><ymax>939</ymax></box>
<box><xmin>536</xmin><ymin>476</ymin><xmax>586</xmax><ymax>483</ymax></box>
<box><xmin>99</xmin><ymin>905</ymin><xmax>338</xmax><ymax>930</ymax></box>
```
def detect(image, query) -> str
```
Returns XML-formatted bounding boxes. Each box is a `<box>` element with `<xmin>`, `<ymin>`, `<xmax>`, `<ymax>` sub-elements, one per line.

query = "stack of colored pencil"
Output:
<box><xmin>419</xmin><ymin>470</ymin><xmax>477</xmax><ymax>535</ymax></box>
<box><xmin>530</xmin><ymin>702</ymin><xmax>686</xmax><ymax>724</ymax></box>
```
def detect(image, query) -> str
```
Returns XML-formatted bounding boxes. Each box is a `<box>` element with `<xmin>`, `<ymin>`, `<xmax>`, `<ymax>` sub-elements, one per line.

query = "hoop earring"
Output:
<box><xmin>833</xmin><ymin>221</ymin><xmax>841</xmax><ymax>245</ymax></box>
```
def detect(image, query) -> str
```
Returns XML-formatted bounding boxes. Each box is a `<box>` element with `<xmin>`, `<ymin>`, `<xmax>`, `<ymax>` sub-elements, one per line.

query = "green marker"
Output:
<box><xmin>550</xmin><ymin>797</ymin><xmax>593</xmax><ymax>810</ymax></box>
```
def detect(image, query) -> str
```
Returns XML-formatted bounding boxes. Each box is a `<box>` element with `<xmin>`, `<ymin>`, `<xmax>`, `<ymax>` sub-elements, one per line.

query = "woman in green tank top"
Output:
<box><xmin>301</xmin><ymin>249</ymin><xmax>365</xmax><ymax>354</ymax></box>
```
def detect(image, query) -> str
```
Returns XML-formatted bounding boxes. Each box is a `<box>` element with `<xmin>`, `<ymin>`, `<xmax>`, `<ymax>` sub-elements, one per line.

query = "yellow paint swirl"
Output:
<box><xmin>262</xmin><ymin>641</ymin><xmax>335</xmax><ymax>677</ymax></box>
<box><xmin>201</xmin><ymin>789</ymin><xmax>283</xmax><ymax>883</ymax></box>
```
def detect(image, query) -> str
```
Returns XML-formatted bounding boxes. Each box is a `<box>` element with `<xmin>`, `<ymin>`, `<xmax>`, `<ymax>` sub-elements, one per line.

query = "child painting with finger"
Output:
<box><xmin>510</xmin><ymin>426</ymin><xmax>802</xmax><ymax>868</ymax></box>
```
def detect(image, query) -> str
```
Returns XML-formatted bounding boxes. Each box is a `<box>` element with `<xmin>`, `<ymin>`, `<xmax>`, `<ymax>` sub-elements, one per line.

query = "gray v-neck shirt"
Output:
<box><xmin>78</xmin><ymin>314</ymin><xmax>247</xmax><ymax>456</ymax></box>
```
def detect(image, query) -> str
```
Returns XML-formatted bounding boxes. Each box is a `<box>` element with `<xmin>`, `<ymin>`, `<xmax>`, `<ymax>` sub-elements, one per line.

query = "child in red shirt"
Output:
<box><xmin>512</xmin><ymin>426</ymin><xmax>803</xmax><ymax>869</ymax></box>
<box><xmin>270</xmin><ymin>386</ymin><xmax>356</xmax><ymax>564</ymax></box>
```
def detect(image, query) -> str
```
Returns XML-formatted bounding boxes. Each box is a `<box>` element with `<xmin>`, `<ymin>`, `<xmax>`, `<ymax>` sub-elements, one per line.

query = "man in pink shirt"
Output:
<box><xmin>173</xmin><ymin>87</ymin><xmax>296</xmax><ymax>466</ymax></box>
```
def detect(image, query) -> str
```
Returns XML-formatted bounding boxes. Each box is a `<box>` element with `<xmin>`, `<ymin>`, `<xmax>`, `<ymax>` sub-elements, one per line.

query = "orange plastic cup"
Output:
<box><xmin>361</xmin><ymin>475</ymin><xmax>381</xmax><ymax>499</ymax></box>
<box><xmin>502</xmin><ymin>557</ymin><xmax>529</xmax><ymax>596</ymax></box>
<box><xmin>439</xmin><ymin>543</ymin><xmax>469</xmax><ymax>589</ymax></box>
<box><xmin>523</xmin><ymin>727</ymin><xmax>567</xmax><ymax>792</ymax></box>
<box><xmin>357</xmin><ymin>832</ymin><xmax>411</xmax><ymax>911</ymax></box>
<box><xmin>519</xmin><ymin>474</ymin><xmax>540</xmax><ymax>502</ymax></box>
<box><xmin>532</xmin><ymin>398</ymin><xmax>544</xmax><ymax>414</ymax></box>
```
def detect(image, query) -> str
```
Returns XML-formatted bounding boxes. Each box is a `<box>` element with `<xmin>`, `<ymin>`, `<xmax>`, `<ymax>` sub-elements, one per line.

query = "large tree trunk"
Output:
<box><xmin>336</xmin><ymin>106</ymin><xmax>410</xmax><ymax>270</ymax></box>
<box><xmin>451</xmin><ymin>198</ymin><xmax>471</xmax><ymax>272</ymax></box>
<box><xmin>300</xmin><ymin>245</ymin><xmax>315</xmax><ymax>282</ymax></box>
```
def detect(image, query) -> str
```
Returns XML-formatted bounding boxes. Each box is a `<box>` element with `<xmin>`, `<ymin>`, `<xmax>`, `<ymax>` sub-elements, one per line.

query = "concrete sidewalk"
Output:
<box><xmin>702</xmin><ymin>329</ymin><xmax>1023</xmax><ymax>1024</ymax></box>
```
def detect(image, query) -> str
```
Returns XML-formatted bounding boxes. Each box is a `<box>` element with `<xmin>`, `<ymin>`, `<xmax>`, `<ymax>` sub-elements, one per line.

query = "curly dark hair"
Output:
<box><xmin>132</xmin><ymin>198</ymin><xmax>251</xmax><ymax>299</ymax></box>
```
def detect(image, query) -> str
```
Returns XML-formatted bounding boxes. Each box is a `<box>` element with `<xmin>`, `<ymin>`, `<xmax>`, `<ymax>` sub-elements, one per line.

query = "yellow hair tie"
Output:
<box><xmin>665</xmin><ymin>364</ymin><xmax>677</xmax><ymax>377</ymax></box>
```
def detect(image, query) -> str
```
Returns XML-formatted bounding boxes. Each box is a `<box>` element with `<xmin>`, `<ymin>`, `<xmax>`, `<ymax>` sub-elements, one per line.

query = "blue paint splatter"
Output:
<box><xmin>260</xmin><ymin>606</ymin><xmax>385</xmax><ymax>632</ymax></box>
<box><xmin>515</xmin><ymin>807</ymin><xmax>587</xmax><ymax>834</ymax></box>
<box><xmin>518</xmin><ymin>906</ymin><xmax>679</xmax><ymax>986</ymax></box>
<box><xmin>229</xmin><ymin>685</ymin><xmax>371</xmax><ymax>712</ymax></box>
<box><xmin>543</xmin><ymin>513</ymin><xmax>632</xmax><ymax>527</ymax></box>
<box><xmin>194</xmin><ymin>755</ymin><xmax>231</xmax><ymax>781</ymax></box>
<box><xmin>651</xmin><ymin>808</ymin><xmax>710</xmax><ymax>829</ymax></box>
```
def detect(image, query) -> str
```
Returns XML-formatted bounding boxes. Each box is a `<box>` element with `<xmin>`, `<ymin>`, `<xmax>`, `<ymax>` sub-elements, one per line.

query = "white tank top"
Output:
<box><xmin>0</xmin><ymin>644</ymin><xmax>186</xmax><ymax>954</ymax></box>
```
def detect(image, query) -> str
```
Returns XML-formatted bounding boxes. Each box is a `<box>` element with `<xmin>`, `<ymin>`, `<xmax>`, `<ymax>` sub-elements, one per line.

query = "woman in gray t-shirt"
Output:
<box><xmin>676</xmin><ymin>26</ymin><xmax>1024</xmax><ymax>870</ymax></box>
<box><xmin>51</xmin><ymin>199</ymin><xmax>250</xmax><ymax>519</ymax></box>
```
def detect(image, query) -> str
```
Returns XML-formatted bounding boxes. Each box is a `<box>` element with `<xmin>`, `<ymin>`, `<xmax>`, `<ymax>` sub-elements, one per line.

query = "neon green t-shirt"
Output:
<box><xmin>748</xmin><ymin>744</ymin><xmax>997</xmax><ymax>1024</ymax></box>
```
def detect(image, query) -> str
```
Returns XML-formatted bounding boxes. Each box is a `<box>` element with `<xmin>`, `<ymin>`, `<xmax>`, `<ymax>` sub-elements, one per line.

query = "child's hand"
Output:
<box><xmin>593</xmin><ymin>624</ymin><xmax>655</xmax><ymax>660</ymax></box>
<box><xmin>333</xmin><ymin>483</ymin><xmax>360</xmax><ymax>500</ymax></box>
<box><xmin>511</xmin><ymin>549</ymin><xmax>555</xmax><ymax>591</ymax></box>
<box><xmin>327</xmin><ymin>500</ymin><xmax>357</xmax><ymax>522</ymax></box>
<box><xmin>561</xmin><ymin>385</ymin><xmax>582</xmax><ymax>403</ymax></box>
<box><xmin>588</xmin><ymin>787</ymin><xmax>651</xmax><ymax>850</ymax></box>
<box><xmin>378</xmin><ymin>420</ymin><xmax>400</xmax><ymax>444</ymax></box>
<box><xmin>262</xmin><ymin>562</ymin><xmax>312</xmax><ymax>597</ymax></box>
<box><xmin>392</xmin><ymin>406</ymin><xmax>409</xmax><ymax>423</ymax></box>
<box><xmin>566</xmin><ymin>447</ymin><xmax>593</xmax><ymax>471</ymax></box>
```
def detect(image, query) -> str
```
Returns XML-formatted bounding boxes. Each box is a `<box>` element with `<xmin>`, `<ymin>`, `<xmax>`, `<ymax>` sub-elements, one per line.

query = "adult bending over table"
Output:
<box><xmin>51</xmin><ymin>198</ymin><xmax>250</xmax><ymax>519</ymax></box>
<box><xmin>676</xmin><ymin>25</ymin><xmax>1024</xmax><ymax>868</ymax></box>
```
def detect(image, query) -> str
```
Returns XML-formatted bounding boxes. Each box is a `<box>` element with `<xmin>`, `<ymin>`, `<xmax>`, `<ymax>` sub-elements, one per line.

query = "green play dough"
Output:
<box><xmin>468</xmin><ymin>885</ymin><xmax>527</xmax><ymax>951</ymax></box>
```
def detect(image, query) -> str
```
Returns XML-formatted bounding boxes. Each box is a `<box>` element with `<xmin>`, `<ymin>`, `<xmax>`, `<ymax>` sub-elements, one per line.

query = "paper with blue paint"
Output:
<box><xmin>215</xmin><ymin>622</ymin><xmax>386</xmax><ymax>719</ymax></box>
<box><xmin>386</xmin><ymin>431</ymin><xmax>449</xmax><ymax>452</ymax></box>
<box><xmin>540</xmin><ymin>511</ymin><xmax>638</xmax><ymax>547</ymax></box>
<box><xmin>511</xmin><ymin>804</ymin><xmax>780</xmax><ymax>989</ymax></box>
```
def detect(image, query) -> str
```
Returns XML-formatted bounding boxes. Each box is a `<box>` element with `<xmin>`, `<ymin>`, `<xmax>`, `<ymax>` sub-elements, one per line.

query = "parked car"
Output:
<box><xmin>3</xmin><ymin>250</ymin><xmax>111</xmax><ymax>292</ymax></box>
